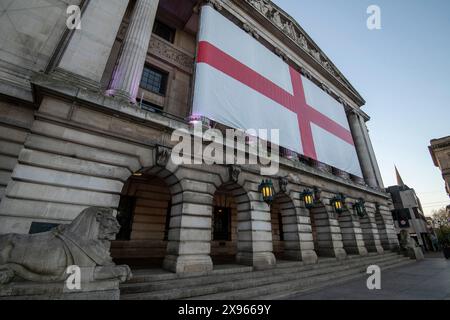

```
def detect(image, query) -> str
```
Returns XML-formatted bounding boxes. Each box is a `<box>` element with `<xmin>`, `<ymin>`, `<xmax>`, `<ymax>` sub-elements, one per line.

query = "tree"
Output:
<box><xmin>432</xmin><ymin>207</ymin><xmax>450</xmax><ymax>224</ymax></box>
<box><xmin>432</xmin><ymin>206</ymin><xmax>450</xmax><ymax>248</ymax></box>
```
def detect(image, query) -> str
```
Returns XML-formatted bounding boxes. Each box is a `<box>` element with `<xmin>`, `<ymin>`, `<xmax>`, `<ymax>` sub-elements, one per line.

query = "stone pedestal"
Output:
<box><xmin>338</xmin><ymin>209</ymin><xmax>368</xmax><ymax>256</ymax></box>
<box><xmin>0</xmin><ymin>280</ymin><xmax>120</xmax><ymax>300</ymax></box>
<box><xmin>163</xmin><ymin>187</ymin><xmax>214</xmax><ymax>273</ymax></box>
<box><xmin>236</xmin><ymin>193</ymin><xmax>277</xmax><ymax>269</ymax></box>
<box><xmin>310</xmin><ymin>203</ymin><xmax>347</xmax><ymax>260</ymax></box>
<box><xmin>403</xmin><ymin>247</ymin><xmax>424</xmax><ymax>261</ymax></box>
<box><xmin>282</xmin><ymin>206</ymin><xmax>318</xmax><ymax>265</ymax></box>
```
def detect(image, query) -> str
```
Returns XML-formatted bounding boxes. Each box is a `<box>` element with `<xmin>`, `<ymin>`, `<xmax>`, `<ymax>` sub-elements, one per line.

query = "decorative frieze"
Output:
<box><xmin>243</xmin><ymin>23</ymin><xmax>260</xmax><ymax>39</ymax></box>
<box><xmin>244</xmin><ymin>0</ymin><xmax>357</xmax><ymax>96</ymax></box>
<box><xmin>149</xmin><ymin>36</ymin><xmax>194</xmax><ymax>74</ymax></box>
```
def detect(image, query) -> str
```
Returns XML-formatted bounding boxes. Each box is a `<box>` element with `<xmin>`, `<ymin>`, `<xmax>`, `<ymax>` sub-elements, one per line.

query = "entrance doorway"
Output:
<box><xmin>111</xmin><ymin>175</ymin><xmax>172</xmax><ymax>268</ymax></box>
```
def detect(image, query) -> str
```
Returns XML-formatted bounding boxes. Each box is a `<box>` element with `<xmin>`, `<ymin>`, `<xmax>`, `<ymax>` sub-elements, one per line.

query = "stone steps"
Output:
<box><xmin>121</xmin><ymin>252</ymin><xmax>398</xmax><ymax>295</ymax></box>
<box><xmin>259</xmin><ymin>260</ymin><xmax>412</xmax><ymax>300</ymax></box>
<box><xmin>188</xmin><ymin>256</ymin><xmax>412</xmax><ymax>300</ymax></box>
<box><xmin>120</xmin><ymin>252</ymin><xmax>412</xmax><ymax>300</ymax></box>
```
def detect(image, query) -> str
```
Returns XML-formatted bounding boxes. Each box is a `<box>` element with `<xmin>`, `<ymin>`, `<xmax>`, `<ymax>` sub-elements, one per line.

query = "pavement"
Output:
<box><xmin>288</xmin><ymin>253</ymin><xmax>450</xmax><ymax>300</ymax></box>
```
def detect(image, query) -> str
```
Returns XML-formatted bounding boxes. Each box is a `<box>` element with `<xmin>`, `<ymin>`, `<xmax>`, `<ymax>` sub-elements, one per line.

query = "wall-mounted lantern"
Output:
<box><xmin>259</xmin><ymin>179</ymin><xmax>275</xmax><ymax>205</ymax></box>
<box><xmin>331</xmin><ymin>194</ymin><xmax>346</xmax><ymax>214</ymax></box>
<box><xmin>354</xmin><ymin>198</ymin><xmax>367</xmax><ymax>218</ymax></box>
<box><xmin>300</xmin><ymin>189</ymin><xmax>315</xmax><ymax>209</ymax></box>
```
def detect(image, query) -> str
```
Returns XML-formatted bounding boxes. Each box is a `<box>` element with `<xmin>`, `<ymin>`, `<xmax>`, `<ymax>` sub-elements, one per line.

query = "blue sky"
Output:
<box><xmin>273</xmin><ymin>0</ymin><xmax>450</xmax><ymax>216</ymax></box>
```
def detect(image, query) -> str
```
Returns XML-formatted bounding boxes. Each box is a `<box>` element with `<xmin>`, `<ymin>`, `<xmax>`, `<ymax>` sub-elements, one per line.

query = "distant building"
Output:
<box><xmin>429</xmin><ymin>136</ymin><xmax>450</xmax><ymax>197</ymax></box>
<box><xmin>387</xmin><ymin>167</ymin><xmax>433</xmax><ymax>251</ymax></box>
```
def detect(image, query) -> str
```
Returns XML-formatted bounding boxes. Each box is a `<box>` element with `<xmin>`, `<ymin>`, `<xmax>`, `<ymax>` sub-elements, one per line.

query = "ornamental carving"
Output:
<box><xmin>243</xmin><ymin>23</ymin><xmax>260</xmax><ymax>39</ymax></box>
<box><xmin>229</xmin><ymin>165</ymin><xmax>242</xmax><ymax>183</ymax></box>
<box><xmin>156</xmin><ymin>146</ymin><xmax>171</xmax><ymax>167</ymax></box>
<box><xmin>279</xmin><ymin>177</ymin><xmax>288</xmax><ymax>193</ymax></box>
<box><xmin>245</xmin><ymin>0</ymin><xmax>355</xmax><ymax>93</ymax></box>
<box><xmin>149</xmin><ymin>37</ymin><xmax>194</xmax><ymax>74</ymax></box>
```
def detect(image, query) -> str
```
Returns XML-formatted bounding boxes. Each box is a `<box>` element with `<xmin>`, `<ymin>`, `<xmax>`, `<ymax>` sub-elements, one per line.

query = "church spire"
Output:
<box><xmin>395</xmin><ymin>165</ymin><xmax>405</xmax><ymax>186</ymax></box>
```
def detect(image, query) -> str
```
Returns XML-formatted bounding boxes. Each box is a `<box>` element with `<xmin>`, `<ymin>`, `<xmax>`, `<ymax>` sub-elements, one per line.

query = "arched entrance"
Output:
<box><xmin>309</xmin><ymin>205</ymin><xmax>320</xmax><ymax>254</ymax></box>
<box><xmin>211</xmin><ymin>185</ymin><xmax>238</xmax><ymax>264</ymax></box>
<box><xmin>210</xmin><ymin>181</ymin><xmax>255</xmax><ymax>266</ymax></box>
<box><xmin>111</xmin><ymin>173</ymin><xmax>173</xmax><ymax>268</ymax></box>
<box><xmin>270</xmin><ymin>194</ymin><xmax>289</xmax><ymax>259</ymax></box>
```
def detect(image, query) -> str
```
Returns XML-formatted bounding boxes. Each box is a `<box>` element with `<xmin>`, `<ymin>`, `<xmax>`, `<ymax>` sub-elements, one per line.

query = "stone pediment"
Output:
<box><xmin>242</xmin><ymin>0</ymin><xmax>364</xmax><ymax>105</ymax></box>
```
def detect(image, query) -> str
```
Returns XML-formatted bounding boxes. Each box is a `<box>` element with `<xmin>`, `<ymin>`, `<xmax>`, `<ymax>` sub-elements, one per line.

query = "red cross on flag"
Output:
<box><xmin>192</xmin><ymin>6</ymin><xmax>363</xmax><ymax>177</ymax></box>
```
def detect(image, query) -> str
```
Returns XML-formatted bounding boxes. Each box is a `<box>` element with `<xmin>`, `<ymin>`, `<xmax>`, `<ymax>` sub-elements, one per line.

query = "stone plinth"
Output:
<box><xmin>0</xmin><ymin>280</ymin><xmax>120</xmax><ymax>300</ymax></box>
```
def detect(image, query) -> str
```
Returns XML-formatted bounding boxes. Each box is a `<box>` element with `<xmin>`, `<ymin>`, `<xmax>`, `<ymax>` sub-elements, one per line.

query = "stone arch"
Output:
<box><xmin>336</xmin><ymin>199</ymin><xmax>368</xmax><ymax>256</ymax></box>
<box><xmin>308</xmin><ymin>199</ymin><xmax>347</xmax><ymax>259</ymax></box>
<box><xmin>374</xmin><ymin>203</ymin><xmax>399</xmax><ymax>251</ymax></box>
<box><xmin>210</xmin><ymin>181</ymin><xmax>251</xmax><ymax>264</ymax></box>
<box><xmin>359</xmin><ymin>202</ymin><xmax>384</xmax><ymax>254</ymax></box>
<box><xmin>110</xmin><ymin>162</ymin><xmax>183</xmax><ymax>268</ymax></box>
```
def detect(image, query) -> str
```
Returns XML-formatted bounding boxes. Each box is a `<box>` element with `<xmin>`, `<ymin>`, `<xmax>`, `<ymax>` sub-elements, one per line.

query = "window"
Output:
<box><xmin>140</xmin><ymin>66</ymin><xmax>168</xmax><ymax>95</ymax></box>
<box><xmin>153</xmin><ymin>20</ymin><xmax>176</xmax><ymax>43</ymax></box>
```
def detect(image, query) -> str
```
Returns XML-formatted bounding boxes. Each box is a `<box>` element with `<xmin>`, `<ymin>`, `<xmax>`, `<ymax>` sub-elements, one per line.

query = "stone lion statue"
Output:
<box><xmin>0</xmin><ymin>207</ymin><xmax>132</xmax><ymax>285</ymax></box>
<box><xmin>399</xmin><ymin>229</ymin><xmax>424</xmax><ymax>260</ymax></box>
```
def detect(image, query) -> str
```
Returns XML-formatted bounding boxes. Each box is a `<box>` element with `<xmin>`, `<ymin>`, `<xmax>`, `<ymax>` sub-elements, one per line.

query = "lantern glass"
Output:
<box><xmin>301</xmin><ymin>189</ymin><xmax>315</xmax><ymax>208</ymax></box>
<box><xmin>332</xmin><ymin>194</ymin><xmax>345</xmax><ymax>214</ymax></box>
<box><xmin>259</xmin><ymin>180</ymin><xmax>274</xmax><ymax>205</ymax></box>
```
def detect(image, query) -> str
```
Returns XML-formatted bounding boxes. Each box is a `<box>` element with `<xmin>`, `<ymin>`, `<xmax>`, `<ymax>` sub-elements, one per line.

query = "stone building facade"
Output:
<box><xmin>0</xmin><ymin>0</ymin><xmax>398</xmax><ymax>273</ymax></box>
<box><xmin>429</xmin><ymin>136</ymin><xmax>450</xmax><ymax>197</ymax></box>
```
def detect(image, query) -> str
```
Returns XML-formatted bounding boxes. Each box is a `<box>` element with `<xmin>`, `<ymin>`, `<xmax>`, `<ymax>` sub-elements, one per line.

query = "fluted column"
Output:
<box><xmin>108</xmin><ymin>0</ymin><xmax>159</xmax><ymax>103</ymax></box>
<box><xmin>348</xmin><ymin>111</ymin><xmax>378</xmax><ymax>188</ymax></box>
<box><xmin>358</xmin><ymin>117</ymin><xmax>385</xmax><ymax>188</ymax></box>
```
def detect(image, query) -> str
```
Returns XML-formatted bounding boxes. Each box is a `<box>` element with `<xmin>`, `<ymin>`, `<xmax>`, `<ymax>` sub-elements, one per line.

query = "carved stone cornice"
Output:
<box><xmin>242</xmin><ymin>0</ymin><xmax>364</xmax><ymax>105</ymax></box>
<box><xmin>243</xmin><ymin>23</ymin><xmax>260</xmax><ymax>39</ymax></box>
<box><xmin>205</xmin><ymin>0</ymin><xmax>223</xmax><ymax>11</ymax></box>
<box><xmin>148</xmin><ymin>36</ymin><xmax>194</xmax><ymax>74</ymax></box>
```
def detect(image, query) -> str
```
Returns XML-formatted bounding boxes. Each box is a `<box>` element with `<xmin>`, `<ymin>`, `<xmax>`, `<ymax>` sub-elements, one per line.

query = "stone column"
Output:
<box><xmin>310</xmin><ymin>202</ymin><xmax>347</xmax><ymax>260</ymax></box>
<box><xmin>347</xmin><ymin>111</ymin><xmax>378</xmax><ymax>188</ymax></box>
<box><xmin>108</xmin><ymin>0</ymin><xmax>159</xmax><ymax>103</ymax></box>
<box><xmin>359</xmin><ymin>203</ymin><xmax>384</xmax><ymax>254</ymax></box>
<box><xmin>236</xmin><ymin>191</ymin><xmax>276</xmax><ymax>269</ymax></box>
<box><xmin>57</xmin><ymin>0</ymin><xmax>130</xmax><ymax>83</ymax></box>
<box><xmin>375</xmin><ymin>204</ymin><xmax>400</xmax><ymax>251</ymax></box>
<box><xmin>279</xmin><ymin>191</ymin><xmax>318</xmax><ymax>264</ymax></box>
<box><xmin>358</xmin><ymin>117</ymin><xmax>385</xmax><ymax>189</ymax></box>
<box><xmin>338</xmin><ymin>204</ymin><xmax>368</xmax><ymax>256</ymax></box>
<box><xmin>163</xmin><ymin>178</ymin><xmax>214</xmax><ymax>273</ymax></box>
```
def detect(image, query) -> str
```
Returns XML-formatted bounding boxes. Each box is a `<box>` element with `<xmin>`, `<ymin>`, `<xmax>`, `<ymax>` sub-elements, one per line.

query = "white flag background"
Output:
<box><xmin>192</xmin><ymin>6</ymin><xmax>363</xmax><ymax>177</ymax></box>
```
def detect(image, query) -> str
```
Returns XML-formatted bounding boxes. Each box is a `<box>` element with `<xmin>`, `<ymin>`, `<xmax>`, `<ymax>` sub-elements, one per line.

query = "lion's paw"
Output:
<box><xmin>0</xmin><ymin>269</ymin><xmax>14</xmax><ymax>285</ymax></box>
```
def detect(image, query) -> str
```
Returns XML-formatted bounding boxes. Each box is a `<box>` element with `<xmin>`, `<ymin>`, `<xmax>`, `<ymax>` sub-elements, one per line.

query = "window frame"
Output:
<box><xmin>140</xmin><ymin>65</ymin><xmax>169</xmax><ymax>96</ymax></box>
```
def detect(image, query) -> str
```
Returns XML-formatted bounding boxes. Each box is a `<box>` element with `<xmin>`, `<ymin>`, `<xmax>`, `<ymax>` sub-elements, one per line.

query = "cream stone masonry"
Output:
<box><xmin>338</xmin><ymin>202</ymin><xmax>368</xmax><ymax>256</ymax></box>
<box><xmin>376</xmin><ymin>204</ymin><xmax>400</xmax><ymax>250</ymax></box>
<box><xmin>429</xmin><ymin>136</ymin><xmax>450</xmax><ymax>197</ymax></box>
<box><xmin>309</xmin><ymin>201</ymin><xmax>347</xmax><ymax>259</ymax></box>
<box><xmin>58</xmin><ymin>0</ymin><xmax>129</xmax><ymax>83</ymax></box>
<box><xmin>0</xmin><ymin>0</ymin><xmax>404</xmax><ymax>279</ymax></box>
<box><xmin>0</xmin><ymin>102</ymin><xmax>34</xmax><ymax>204</ymax></box>
<box><xmin>359</xmin><ymin>203</ymin><xmax>384</xmax><ymax>254</ymax></box>
<box><xmin>108</xmin><ymin>0</ymin><xmax>159</xmax><ymax>103</ymax></box>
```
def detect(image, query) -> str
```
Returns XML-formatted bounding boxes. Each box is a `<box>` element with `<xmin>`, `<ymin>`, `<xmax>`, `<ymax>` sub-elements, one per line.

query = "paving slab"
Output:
<box><xmin>286</xmin><ymin>257</ymin><xmax>450</xmax><ymax>300</ymax></box>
